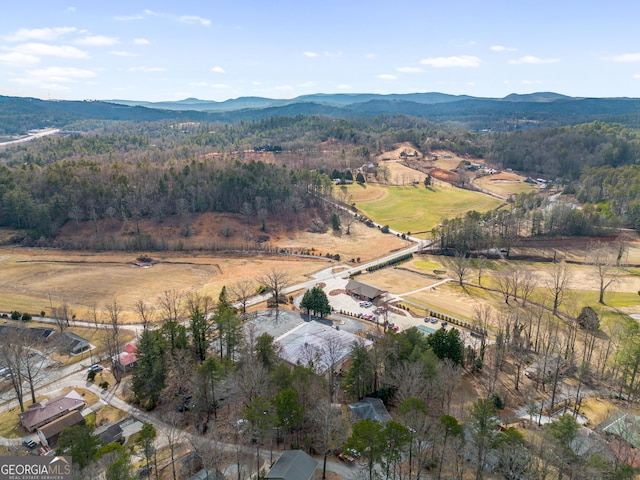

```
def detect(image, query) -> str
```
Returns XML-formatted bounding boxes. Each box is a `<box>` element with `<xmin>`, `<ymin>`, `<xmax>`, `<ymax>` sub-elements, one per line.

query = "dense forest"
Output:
<box><xmin>1</xmin><ymin>112</ymin><xmax>640</xmax><ymax>243</ymax></box>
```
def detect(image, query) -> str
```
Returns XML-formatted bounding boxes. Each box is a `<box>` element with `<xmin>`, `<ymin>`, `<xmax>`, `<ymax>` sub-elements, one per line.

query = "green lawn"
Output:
<box><xmin>353</xmin><ymin>185</ymin><xmax>502</xmax><ymax>238</ymax></box>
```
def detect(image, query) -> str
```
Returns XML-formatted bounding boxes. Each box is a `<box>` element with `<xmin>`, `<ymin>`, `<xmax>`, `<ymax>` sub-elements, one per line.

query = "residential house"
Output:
<box><xmin>36</xmin><ymin>410</ymin><xmax>85</xmax><ymax>447</ymax></box>
<box><xmin>60</xmin><ymin>331</ymin><xmax>90</xmax><ymax>355</ymax></box>
<box><xmin>95</xmin><ymin>421</ymin><xmax>124</xmax><ymax>445</ymax></box>
<box><xmin>112</xmin><ymin>343</ymin><xmax>137</xmax><ymax>370</ymax></box>
<box><xmin>348</xmin><ymin>397</ymin><xmax>392</xmax><ymax>423</ymax></box>
<box><xmin>19</xmin><ymin>390</ymin><xmax>86</xmax><ymax>432</ymax></box>
<box><xmin>265</xmin><ymin>450</ymin><xmax>317</xmax><ymax>480</ymax></box>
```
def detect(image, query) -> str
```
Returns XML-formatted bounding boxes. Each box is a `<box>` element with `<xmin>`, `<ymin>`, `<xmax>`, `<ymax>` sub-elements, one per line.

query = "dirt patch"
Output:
<box><xmin>428</xmin><ymin>167</ymin><xmax>460</xmax><ymax>183</ymax></box>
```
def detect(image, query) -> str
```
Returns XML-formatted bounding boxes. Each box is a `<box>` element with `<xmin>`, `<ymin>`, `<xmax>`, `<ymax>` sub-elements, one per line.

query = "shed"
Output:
<box><xmin>265</xmin><ymin>450</ymin><xmax>317</xmax><ymax>480</ymax></box>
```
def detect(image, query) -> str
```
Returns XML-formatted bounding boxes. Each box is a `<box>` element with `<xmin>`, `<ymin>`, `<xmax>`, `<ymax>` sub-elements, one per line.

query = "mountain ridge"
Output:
<box><xmin>2</xmin><ymin>91</ymin><xmax>640</xmax><ymax>136</ymax></box>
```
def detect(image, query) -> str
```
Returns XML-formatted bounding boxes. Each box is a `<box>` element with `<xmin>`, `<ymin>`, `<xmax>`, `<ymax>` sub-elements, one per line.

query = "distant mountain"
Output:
<box><xmin>2</xmin><ymin>92</ymin><xmax>640</xmax><ymax>137</ymax></box>
<box><xmin>500</xmin><ymin>92</ymin><xmax>574</xmax><ymax>102</ymax></box>
<box><xmin>107</xmin><ymin>92</ymin><xmax>482</xmax><ymax>112</ymax></box>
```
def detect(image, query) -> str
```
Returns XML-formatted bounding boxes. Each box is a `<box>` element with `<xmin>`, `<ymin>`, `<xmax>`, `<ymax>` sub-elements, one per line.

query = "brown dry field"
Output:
<box><xmin>473</xmin><ymin>171</ymin><xmax>537</xmax><ymax>197</ymax></box>
<box><xmin>0</xmin><ymin>216</ymin><xmax>405</xmax><ymax>321</ymax></box>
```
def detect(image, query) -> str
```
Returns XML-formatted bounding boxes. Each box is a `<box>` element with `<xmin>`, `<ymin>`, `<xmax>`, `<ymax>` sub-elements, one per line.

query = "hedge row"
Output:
<box><xmin>366</xmin><ymin>253</ymin><xmax>413</xmax><ymax>273</ymax></box>
<box><xmin>428</xmin><ymin>310</ymin><xmax>488</xmax><ymax>336</ymax></box>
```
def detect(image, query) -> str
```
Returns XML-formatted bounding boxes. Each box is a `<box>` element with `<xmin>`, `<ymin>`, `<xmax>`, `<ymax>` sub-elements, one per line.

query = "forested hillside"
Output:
<box><xmin>1</xmin><ymin>112</ymin><xmax>640</xmax><ymax>242</ymax></box>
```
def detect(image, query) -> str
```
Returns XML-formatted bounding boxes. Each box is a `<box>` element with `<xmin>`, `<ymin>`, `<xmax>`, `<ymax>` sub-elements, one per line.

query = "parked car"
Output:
<box><xmin>441</xmin><ymin>321</ymin><xmax>448</xmax><ymax>327</ymax></box>
<box><xmin>89</xmin><ymin>364</ymin><xmax>103</xmax><ymax>373</ymax></box>
<box><xmin>23</xmin><ymin>439</ymin><xmax>38</xmax><ymax>449</ymax></box>
<box><xmin>431</xmin><ymin>318</ymin><xmax>438</xmax><ymax>324</ymax></box>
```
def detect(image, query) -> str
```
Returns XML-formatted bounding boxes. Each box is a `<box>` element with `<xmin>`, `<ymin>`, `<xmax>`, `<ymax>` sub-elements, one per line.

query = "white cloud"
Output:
<box><xmin>420</xmin><ymin>55</ymin><xmax>481</xmax><ymax>68</ymax></box>
<box><xmin>5</xmin><ymin>27</ymin><xmax>76</xmax><ymax>42</ymax></box>
<box><xmin>297</xmin><ymin>81</ymin><xmax>315</xmax><ymax>87</ymax></box>
<box><xmin>180</xmin><ymin>15</ymin><xmax>211</xmax><ymax>26</ymax></box>
<box><xmin>274</xmin><ymin>85</ymin><xmax>294</xmax><ymax>91</ymax></box>
<box><xmin>378</xmin><ymin>74</ymin><xmax>398</xmax><ymax>80</ymax></box>
<box><xmin>509</xmin><ymin>55</ymin><xmax>559</xmax><ymax>64</ymax></box>
<box><xmin>129</xmin><ymin>66</ymin><xmax>166</xmax><ymax>72</ymax></box>
<box><xmin>115</xmin><ymin>14</ymin><xmax>144</xmax><ymax>21</ymax></box>
<box><xmin>110</xmin><ymin>51</ymin><xmax>138</xmax><ymax>57</ymax></box>
<box><xmin>14</xmin><ymin>43</ymin><xmax>89</xmax><ymax>59</ymax></box>
<box><xmin>365</xmin><ymin>53</ymin><xmax>376</xmax><ymax>59</ymax></box>
<box><xmin>323</xmin><ymin>51</ymin><xmax>342</xmax><ymax>58</ymax></box>
<box><xmin>303</xmin><ymin>51</ymin><xmax>318</xmax><ymax>57</ymax></box>
<box><xmin>634</xmin><ymin>74</ymin><xmax>640</xmax><ymax>79</ymax></box>
<box><xmin>609</xmin><ymin>53</ymin><xmax>640</xmax><ymax>63</ymax></box>
<box><xmin>211</xmin><ymin>84</ymin><xmax>229</xmax><ymax>88</ymax></box>
<box><xmin>133</xmin><ymin>38</ymin><xmax>150</xmax><ymax>45</ymax></box>
<box><xmin>337</xmin><ymin>84</ymin><xmax>351</xmax><ymax>89</ymax></box>
<box><xmin>76</xmin><ymin>35</ymin><xmax>120</xmax><ymax>46</ymax></box>
<box><xmin>491</xmin><ymin>45</ymin><xmax>516</xmax><ymax>52</ymax></box>
<box><xmin>522</xmin><ymin>80</ymin><xmax>542</xmax><ymax>85</ymax></box>
<box><xmin>188</xmin><ymin>81</ymin><xmax>209</xmax><ymax>87</ymax></box>
<box><xmin>210</xmin><ymin>66</ymin><xmax>225</xmax><ymax>73</ymax></box>
<box><xmin>21</xmin><ymin>66</ymin><xmax>96</xmax><ymax>83</ymax></box>
<box><xmin>397</xmin><ymin>66</ymin><xmax>423</xmax><ymax>73</ymax></box>
<box><xmin>0</xmin><ymin>51</ymin><xmax>40</xmax><ymax>66</ymax></box>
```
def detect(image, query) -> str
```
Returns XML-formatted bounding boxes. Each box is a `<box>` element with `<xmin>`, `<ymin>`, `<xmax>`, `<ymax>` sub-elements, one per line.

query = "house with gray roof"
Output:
<box><xmin>265</xmin><ymin>450</ymin><xmax>317</xmax><ymax>480</ymax></box>
<box><xmin>348</xmin><ymin>397</ymin><xmax>392</xmax><ymax>423</ymax></box>
<box><xmin>60</xmin><ymin>331</ymin><xmax>90</xmax><ymax>355</ymax></box>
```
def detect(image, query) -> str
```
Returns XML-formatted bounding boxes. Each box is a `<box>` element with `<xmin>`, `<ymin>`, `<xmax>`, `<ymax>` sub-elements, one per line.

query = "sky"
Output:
<box><xmin>1</xmin><ymin>1</ymin><xmax>639</xmax><ymax>102</ymax></box>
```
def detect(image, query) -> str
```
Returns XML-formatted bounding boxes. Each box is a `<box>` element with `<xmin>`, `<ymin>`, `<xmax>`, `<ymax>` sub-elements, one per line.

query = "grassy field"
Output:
<box><xmin>345</xmin><ymin>184</ymin><xmax>502</xmax><ymax>237</ymax></box>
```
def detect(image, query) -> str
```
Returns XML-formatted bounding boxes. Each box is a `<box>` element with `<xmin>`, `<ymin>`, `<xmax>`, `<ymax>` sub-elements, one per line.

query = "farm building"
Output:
<box><xmin>19</xmin><ymin>389</ymin><xmax>86</xmax><ymax>432</ymax></box>
<box><xmin>345</xmin><ymin>279</ymin><xmax>386</xmax><ymax>302</ymax></box>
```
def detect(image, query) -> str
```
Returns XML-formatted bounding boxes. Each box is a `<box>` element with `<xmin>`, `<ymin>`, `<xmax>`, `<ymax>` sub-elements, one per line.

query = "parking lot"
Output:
<box><xmin>301</xmin><ymin>274</ymin><xmax>488</xmax><ymax>347</ymax></box>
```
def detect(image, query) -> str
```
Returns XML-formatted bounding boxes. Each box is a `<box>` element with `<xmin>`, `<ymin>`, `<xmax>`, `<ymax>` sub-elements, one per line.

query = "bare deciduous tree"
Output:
<box><xmin>259</xmin><ymin>269</ymin><xmax>290</xmax><ymax>317</ymax></box>
<box><xmin>134</xmin><ymin>300</ymin><xmax>156</xmax><ymax>331</ymax></box>
<box><xmin>104</xmin><ymin>299</ymin><xmax>124</xmax><ymax>384</ymax></box>
<box><xmin>546</xmin><ymin>260</ymin><xmax>573</xmax><ymax>316</ymax></box>
<box><xmin>444</xmin><ymin>251</ymin><xmax>471</xmax><ymax>286</ymax></box>
<box><xmin>229</xmin><ymin>279</ymin><xmax>256</xmax><ymax>315</ymax></box>
<box><xmin>589</xmin><ymin>243</ymin><xmax>619</xmax><ymax>304</ymax></box>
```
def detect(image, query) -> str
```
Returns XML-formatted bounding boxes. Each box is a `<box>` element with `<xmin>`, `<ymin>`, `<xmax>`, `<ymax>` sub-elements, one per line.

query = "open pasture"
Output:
<box><xmin>349</xmin><ymin>184</ymin><xmax>502</xmax><ymax>237</ymax></box>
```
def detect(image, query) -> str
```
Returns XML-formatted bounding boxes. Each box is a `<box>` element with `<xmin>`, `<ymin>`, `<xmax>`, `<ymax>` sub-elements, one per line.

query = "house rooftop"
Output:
<box><xmin>345</xmin><ymin>279</ymin><xmax>386</xmax><ymax>300</ymax></box>
<box><xmin>265</xmin><ymin>450</ymin><xmax>317</xmax><ymax>480</ymax></box>
<box><xmin>349</xmin><ymin>397</ymin><xmax>392</xmax><ymax>423</ymax></box>
<box><xmin>19</xmin><ymin>390</ymin><xmax>86</xmax><ymax>432</ymax></box>
<box><xmin>37</xmin><ymin>410</ymin><xmax>85</xmax><ymax>441</ymax></box>
<box><xmin>277</xmin><ymin>321</ymin><xmax>371</xmax><ymax>374</ymax></box>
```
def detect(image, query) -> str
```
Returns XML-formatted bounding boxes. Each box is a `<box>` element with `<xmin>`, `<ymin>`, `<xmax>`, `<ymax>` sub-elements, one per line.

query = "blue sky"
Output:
<box><xmin>1</xmin><ymin>1</ymin><xmax>639</xmax><ymax>102</ymax></box>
